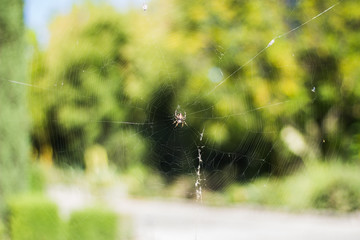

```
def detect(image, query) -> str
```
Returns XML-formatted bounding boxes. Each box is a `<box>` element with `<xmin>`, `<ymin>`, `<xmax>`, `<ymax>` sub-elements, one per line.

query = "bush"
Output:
<box><xmin>124</xmin><ymin>165</ymin><xmax>164</xmax><ymax>197</ymax></box>
<box><xmin>225</xmin><ymin>162</ymin><xmax>360</xmax><ymax>212</ymax></box>
<box><xmin>8</xmin><ymin>194</ymin><xmax>60</xmax><ymax>240</ymax></box>
<box><xmin>311</xmin><ymin>165</ymin><xmax>360</xmax><ymax>212</ymax></box>
<box><xmin>67</xmin><ymin>207</ymin><xmax>118</xmax><ymax>240</ymax></box>
<box><xmin>29</xmin><ymin>164</ymin><xmax>46</xmax><ymax>193</ymax></box>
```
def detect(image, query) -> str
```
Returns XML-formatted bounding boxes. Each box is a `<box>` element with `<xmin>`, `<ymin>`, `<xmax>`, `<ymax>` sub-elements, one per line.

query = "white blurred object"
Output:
<box><xmin>142</xmin><ymin>3</ymin><xmax>148</xmax><ymax>11</ymax></box>
<box><xmin>281</xmin><ymin>125</ymin><xmax>307</xmax><ymax>156</ymax></box>
<box><xmin>267</xmin><ymin>39</ymin><xmax>275</xmax><ymax>47</ymax></box>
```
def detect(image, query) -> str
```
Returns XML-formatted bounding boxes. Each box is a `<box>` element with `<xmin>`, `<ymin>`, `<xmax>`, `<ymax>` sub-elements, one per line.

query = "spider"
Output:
<box><xmin>174</xmin><ymin>110</ymin><xmax>187</xmax><ymax>128</ymax></box>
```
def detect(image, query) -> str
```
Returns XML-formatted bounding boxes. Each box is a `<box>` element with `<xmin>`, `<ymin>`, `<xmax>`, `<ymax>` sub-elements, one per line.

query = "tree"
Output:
<box><xmin>0</xmin><ymin>0</ymin><xmax>29</xmax><ymax>214</ymax></box>
<box><xmin>30</xmin><ymin>0</ymin><xmax>360</xmax><ymax>186</ymax></box>
<box><xmin>29</xmin><ymin>4</ymin><xmax>147</xmax><ymax>168</ymax></box>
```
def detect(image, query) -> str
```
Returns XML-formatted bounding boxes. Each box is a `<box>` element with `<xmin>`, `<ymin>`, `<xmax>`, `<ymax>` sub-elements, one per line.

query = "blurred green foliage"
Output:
<box><xmin>6</xmin><ymin>195</ymin><xmax>122</xmax><ymax>240</ymax></box>
<box><xmin>8</xmin><ymin>194</ymin><xmax>60</xmax><ymax>240</ymax></box>
<box><xmin>29</xmin><ymin>164</ymin><xmax>46</xmax><ymax>193</ymax></box>
<box><xmin>123</xmin><ymin>165</ymin><xmax>164</xmax><ymax>197</ymax></box>
<box><xmin>67</xmin><ymin>207</ymin><xmax>118</xmax><ymax>240</ymax></box>
<box><xmin>0</xmin><ymin>219</ymin><xmax>4</xmax><ymax>240</ymax></box>
<box><xmin>29</xmin><ymin>0</ymin><xmax>360</xmax><ymax>185</ymax></box>
<box><xmin>29</xmin><ymin>4</ymin><xmax>130</xmax><ymax>167</ymax></box>
<box><xmin>225</xmin><ymin>161</ymin><xmax>360</xmax><ymax>212</ymax></box>
<box><xmin>0</xmin><ymin>0</ymin><xmax>29</xmax><ymax>215</ymax></box>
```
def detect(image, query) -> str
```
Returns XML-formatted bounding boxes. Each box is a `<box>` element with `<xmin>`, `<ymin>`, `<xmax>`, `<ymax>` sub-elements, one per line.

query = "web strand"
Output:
<box><xmin>206</xmin><ymin>2</ymin><xmax>340</xmax><ymax>96</ymax></box>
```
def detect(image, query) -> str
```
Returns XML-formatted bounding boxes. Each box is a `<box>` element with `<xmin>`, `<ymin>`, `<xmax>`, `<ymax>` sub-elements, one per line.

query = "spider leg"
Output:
<box><xmin>175</xmin><ymin>122</ymin><xmax>179</xmax><ymax>128</ymax></box>
<box><xmin>184</xmin><ymin>121</ymin><xmax>188</xmax><ymax>127</ymax></box>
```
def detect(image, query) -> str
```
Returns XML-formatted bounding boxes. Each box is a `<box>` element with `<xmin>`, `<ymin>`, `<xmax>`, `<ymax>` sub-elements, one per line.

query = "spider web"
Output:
<box><xmin>10</xmin><ymin>0</ymin><xmax>342</xmax><ymax>198</ymax></box>
<box><xmin>2</xmin><ymin>0</ymin><xmax>355</xmax><ymax>238</ymax></box>
<box><xmin>131</xmin><ymin>0</ymin><xmax>342</xmax><ymax>195</ymax></box>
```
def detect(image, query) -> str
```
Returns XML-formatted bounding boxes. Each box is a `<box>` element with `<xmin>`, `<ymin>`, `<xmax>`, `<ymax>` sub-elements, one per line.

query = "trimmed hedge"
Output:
<box><xmin>8</xmin><ymin>195</ymin><xmax>60</xmax><ymax>240</ymax></box>
<box><xmin>67</xmin><ymin>207</ymin><xmax>118</xmax><ymax>240</ymax></box>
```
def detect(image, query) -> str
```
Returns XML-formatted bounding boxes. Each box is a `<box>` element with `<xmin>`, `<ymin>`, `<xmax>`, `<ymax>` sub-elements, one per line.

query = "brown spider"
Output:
<box><xmin>174</xmin><ymin>110</ymin><xmax>187</xmax><ymax>128</ymax></box>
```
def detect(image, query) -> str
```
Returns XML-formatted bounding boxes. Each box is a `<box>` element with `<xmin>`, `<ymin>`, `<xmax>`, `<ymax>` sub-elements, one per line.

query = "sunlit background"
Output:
<box><xmin>1</xmin><ymin>0</ymin><xmax>360</xmax><ymax>239</ymax></box>
<box><xmin>24</xmin><ymin>0</ymin><xmax>145</xmax><ymax>46</ymax></box>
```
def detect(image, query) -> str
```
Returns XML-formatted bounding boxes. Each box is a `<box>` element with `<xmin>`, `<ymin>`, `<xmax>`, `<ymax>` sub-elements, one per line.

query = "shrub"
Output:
<box><xmin>310</xmin><ymin>164</ymin><xmax>360</xmax><ymax>212</ymax></box>
<box><xmin>67</xmin><ymin>207</ymin><xmax>118</xmax><ymax>240</ymax></box>
<box><xmin>225</xmin><ymin>162</ymin><xmax>360</xmax><ymax>212</ymax></box>
<box><xmin>313</xmin><ymin>181</ymin><xmax>360</xmax><ymax>212</ymax></box>
<box><xmin>8</xmin><ymin>194</ymin><xmax>60</xmax><ymax>240</ymax></box>
<box><xmin>124</xmin><ymin>165</ymin><xmax>164</xmax><ymax>197</ymax></box>
<box><xmin>29</xmin><ymin>164</ymin><xmax>46</xmax><ymax>193</ymax></box>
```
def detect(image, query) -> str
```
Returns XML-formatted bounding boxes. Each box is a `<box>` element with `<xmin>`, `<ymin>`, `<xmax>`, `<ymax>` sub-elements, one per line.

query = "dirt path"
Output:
<box><xmin>48</xmin><ymin>185</ymin><xmax>360</xmax><ymax>240</ymax></box>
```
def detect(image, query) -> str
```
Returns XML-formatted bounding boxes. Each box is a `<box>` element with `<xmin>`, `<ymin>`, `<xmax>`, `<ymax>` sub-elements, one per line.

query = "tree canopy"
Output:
<box><xmin>29</xmin><ymin>0</ymin><xmax>360</xmax><ymax>185</ymax></box>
